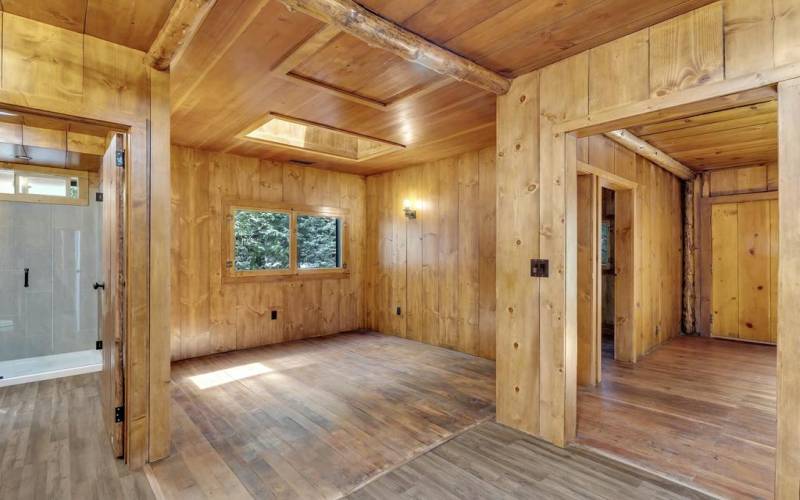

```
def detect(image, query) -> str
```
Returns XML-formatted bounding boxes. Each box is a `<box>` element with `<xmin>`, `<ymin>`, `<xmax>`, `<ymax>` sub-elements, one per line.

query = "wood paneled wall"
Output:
<box><xmin>0</xmin><ymin>13</ymin><xmax>171</xmax><ymax>466</ymax></box>
<box><xmin>364</xmin><ymin>147</ymin><xmax>496</xmax><ymax>360</ymax></box>
<box><xmin>578</xmin><ymin>135</ymin><xmax>684</xmax><ymax>358</ymax></box>
<box><xmin>170</xmin><ymin>146</ymin><xmax>365</xmax><ymax>361</ymax></box>
<box><xmin>496</xmin><ymin>0</ymin><xmax>797</xmax><ymax>469</ymax></box>
<box><xmin>695</xmin><ymin>162</ymin><xmax>779</xmax><ymax>341</ymax></box>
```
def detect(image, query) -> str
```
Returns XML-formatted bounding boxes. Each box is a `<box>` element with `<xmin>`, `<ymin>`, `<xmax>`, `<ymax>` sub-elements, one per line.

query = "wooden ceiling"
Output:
<box><xmin>3</xmin><ymin>0</ymin><xmax>718</xmax><ymax>175</ymax></box>
<box><xmin>628</xmin><ymin>100</ymin><xmax>778</xmax><ymax>171</ymax></box>
<box><xmin>170</xmin><ymin>0</ymin><xmax>718</xmax><ymax>175</ymax></box>
<box><xmin>0</xmin><ymin>0</ymin><xmax>175</xmax><ymax>51</ymax></box>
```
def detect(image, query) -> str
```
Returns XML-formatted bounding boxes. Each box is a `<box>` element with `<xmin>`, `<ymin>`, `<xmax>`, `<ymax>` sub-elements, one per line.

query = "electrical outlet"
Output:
<box><xmin>396</xmin><ymin>306</ymin><xmax>402</xmax><ymax>316</ymax></box>
<box><xmin>271</xmin><ymin>310</ymin><xmax>278</xmax><ymax>320</ymax></box>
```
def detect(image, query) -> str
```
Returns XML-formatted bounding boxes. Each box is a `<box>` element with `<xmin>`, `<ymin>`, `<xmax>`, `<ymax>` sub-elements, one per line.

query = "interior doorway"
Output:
<box><xmin>0</xmin><ymin>105</ymin><xmax>128</xmax><ymax>460</ymax></box>
<box><xmin>572</xmin><ymin>96</ymin><xmax>779</xmax><ymax>498</ymax></box>
<box><xmin>600</xmin><ymin>188</ymin><xmax>615</xmax><ymax>361</ymax></box>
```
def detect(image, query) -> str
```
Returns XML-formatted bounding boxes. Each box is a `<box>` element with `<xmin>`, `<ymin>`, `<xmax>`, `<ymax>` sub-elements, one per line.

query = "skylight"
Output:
<box><xmin>240</xmin><ymin>113</ymin><xmax>404</xmax><ymax>162</ymax></box>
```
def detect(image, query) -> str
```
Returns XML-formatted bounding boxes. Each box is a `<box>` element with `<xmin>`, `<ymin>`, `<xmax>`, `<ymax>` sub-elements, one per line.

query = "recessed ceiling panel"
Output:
<box><xmin>291</xmin><ymin>33</ymin><xmax>443</xmax><ymax>105</ymax></box>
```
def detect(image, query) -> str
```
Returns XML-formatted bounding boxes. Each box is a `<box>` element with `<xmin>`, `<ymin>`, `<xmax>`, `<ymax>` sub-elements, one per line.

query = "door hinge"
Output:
<box><xmin>226</xmin><ymin>261</ymin><xmax>233</xmax><ymax>269</ymax></box>
<box><xmin>115</xmin><ymin>150</ymin><xmax>125</xmax><ymax>168</ymax></box>
<box><xmin>96</xmin><ymin>340</ymin><xmax>103</xmax><ymax>350</ymax></box>
<box><xmin>115</xmin><ymin>406</ymin><xmax>124</xmax><ymax>423</ymax></box>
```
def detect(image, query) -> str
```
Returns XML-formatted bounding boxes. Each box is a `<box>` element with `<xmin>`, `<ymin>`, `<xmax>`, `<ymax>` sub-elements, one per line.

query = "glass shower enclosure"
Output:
<box><xmin>0</xmin><ymin>187</ymin><xmax>103</xmax><ymax>386</ymax></box>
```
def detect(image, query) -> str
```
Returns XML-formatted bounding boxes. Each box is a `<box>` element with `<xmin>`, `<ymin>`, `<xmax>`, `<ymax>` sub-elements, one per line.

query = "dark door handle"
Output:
<box><xmin>24</xmin><ymin>268</ymin><xmax>28</xmax><ymax>288</ymax></box>
<box><xmin>93</xmin><ymin>282</ymin><xmax>105</xmax><ymax>290</ymax></box>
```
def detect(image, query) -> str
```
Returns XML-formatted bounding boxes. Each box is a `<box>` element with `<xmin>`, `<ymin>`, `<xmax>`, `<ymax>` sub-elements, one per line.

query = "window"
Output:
<box><xmin>224</xmin><ymin>200</ymin><xmax>348</xmax><ymax>281</ymax></box>
<box><xmin>297</xmin><ymin>214</ymin><xmax>341</xmax><ymax>269</ymax></box>
<box><xmin>233</xmin><ymin>209</ymin><xmax>290</xmax><ymax>271</ymax></box>
<box><xmin>0</xmin><ymin>165</ymin><xmax>87</xmax><ymax>205</ymax></box>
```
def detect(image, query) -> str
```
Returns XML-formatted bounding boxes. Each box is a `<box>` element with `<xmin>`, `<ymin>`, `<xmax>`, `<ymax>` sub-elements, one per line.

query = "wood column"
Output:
<box><xmin>495</xmin><ymin>72</ymin><xmax>541</xmax><ymax>435</ymax></box>
<box><xmin>576</xmin><ymin>174</ymin><xmax>599</xmax><ymax>386</ymax></box>
<box><xmin>776</xmin><ymin>78</ymin><xmax>800</xmax><ymax>499</ymax></box>
<box><xmin>683</xmin><ymin>178</ymin><xmax>698</xmax><ymax>334</ymax></box>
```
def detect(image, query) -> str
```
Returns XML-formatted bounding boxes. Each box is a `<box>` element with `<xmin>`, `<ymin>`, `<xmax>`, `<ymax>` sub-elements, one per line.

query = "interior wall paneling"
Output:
<box><xmin>494</xmin><ymin>3</ymin><xmax>800</xmax><ymax>477</ymax></box>
<box><xmin>170</xmin><ymin>146</ymin><xmax>365</xmax><ymax>361</ymax></box>
<box><xmin>364</xmin><ymin>146</ymin><xmax>496</xmax><ymax>361</ymax></box>
<box><xmin>708</xmin><ymin>196</ymin><xmax>778</xmax><ymax>344</ymax></box>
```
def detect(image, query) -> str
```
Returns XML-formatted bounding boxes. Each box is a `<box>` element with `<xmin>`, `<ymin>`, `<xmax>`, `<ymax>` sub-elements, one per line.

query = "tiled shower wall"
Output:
<box><xmin>0</xmin><ymin>191</ymin><xmax>101</xmax><ymax>361</ymax></box>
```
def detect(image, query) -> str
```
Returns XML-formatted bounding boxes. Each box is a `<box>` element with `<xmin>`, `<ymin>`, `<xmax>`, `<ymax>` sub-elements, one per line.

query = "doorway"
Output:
<box><xmin>572</xmin><ymin>97</ymin><xmax>778</xmax><ymax>497</ymax></box>
<box><xmin>0</xmin><ymin>106</ymin><xmax>128</xmax><ymax>459</ymax></box>
<box><xmin>576</xmin><ymin>161</ymin><xmax>637</xmax><ymax>387</ymax></box>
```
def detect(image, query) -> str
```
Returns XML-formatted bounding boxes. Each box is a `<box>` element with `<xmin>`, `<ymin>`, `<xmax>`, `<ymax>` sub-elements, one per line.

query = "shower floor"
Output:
<box><xmin>0</xmin><ymin>349</ymin><xmax>101</xmax><ymax>387</ymax></box>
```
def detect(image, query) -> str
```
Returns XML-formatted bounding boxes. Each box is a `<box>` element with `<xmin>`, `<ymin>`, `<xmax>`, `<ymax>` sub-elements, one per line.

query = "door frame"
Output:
<box><xmin>576</xmin><ymin>161</ymin><xmax>638</xmax><ymax>389</ymax></box>
<box><xmin>551</xmin><ymin>66</ymin><xmax>797</xmax><ymax>488</ymax></box>
<box><xmin>0</xmin><ymin>71</ymin><xmax>172</xmax><ymax>468</ymax></box>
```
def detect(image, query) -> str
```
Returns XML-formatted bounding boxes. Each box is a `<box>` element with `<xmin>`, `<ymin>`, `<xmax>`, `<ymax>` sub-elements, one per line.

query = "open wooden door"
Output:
<box><xmin>99</xmin><ymin>132</ymin><xmax>126</xmax><ymax>458</ymax></box>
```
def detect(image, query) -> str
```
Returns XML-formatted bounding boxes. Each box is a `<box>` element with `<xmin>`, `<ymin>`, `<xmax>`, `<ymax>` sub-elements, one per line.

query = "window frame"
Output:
<box><xmin>0</xmin><ymin>163</ymin><xmax>89</xmax><ymax>206</ymax></box>
<box><xmin>222</xmin><ymin>198</ymin><xmax>349</xmax><ymax>283</ymax></box>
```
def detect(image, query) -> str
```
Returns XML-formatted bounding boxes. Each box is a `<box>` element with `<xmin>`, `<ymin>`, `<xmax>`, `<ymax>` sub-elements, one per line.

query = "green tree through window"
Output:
<box><xmin>297</xmin><ymin>215</ymin><xmax>340</xmax><ymax>269</ymax></box>
<box><xmin>234</xmin><ymin>210</ymin><xmax>290</xmax><ymax>271</ymax></box>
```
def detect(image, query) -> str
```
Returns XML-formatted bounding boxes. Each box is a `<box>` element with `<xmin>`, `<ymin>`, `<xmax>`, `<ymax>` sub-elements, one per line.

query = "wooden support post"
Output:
<box><xmin>776</xmin><ymin>77</ymin><xmax>800</xmax><ymax>499</ymax></box>
<box><xmin>147</xmin><ymin>0</ymin><xmax>217</xmax><ymax>70</ymax></box>
<box><xmin>604</xmin><ymin>129</ymin><xmax>695</xmax><ymax>180</ymax></box>
<box><xmin>683</xmin><ymin>178</ymin><xmax>698</xmax><ymax>334</ymax></box>
<box><xmin>576</xmin><ymin>174</ymin><xmax>599</xmax><ymax>386</ymax></box>
<box><xmin>278</xmin><ymin>0</ymin><xmax>511</xmax><ymax>95</ymax></box>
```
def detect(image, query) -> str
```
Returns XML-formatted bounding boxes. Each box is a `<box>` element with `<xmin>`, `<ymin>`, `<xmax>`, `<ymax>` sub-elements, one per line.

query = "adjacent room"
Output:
<box><xmin>1</xmin><ymin>1</ymin><xmax>799</xmax><ymax>499</ymax></box>
<box><xmin>574</xmin><ymin>98</ymin><xmax>779</xmax><ymax>498</ymax></box>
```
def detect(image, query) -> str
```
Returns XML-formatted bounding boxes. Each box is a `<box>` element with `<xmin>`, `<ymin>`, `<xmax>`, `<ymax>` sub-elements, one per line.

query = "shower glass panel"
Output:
<box><xmin>0</xmin><ymin>188</ymin><xmax>102</xmax><ymax>385</ymax></box>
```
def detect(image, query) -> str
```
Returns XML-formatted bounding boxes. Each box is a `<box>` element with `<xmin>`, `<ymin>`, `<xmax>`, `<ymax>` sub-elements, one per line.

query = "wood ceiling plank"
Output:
<box><xmin>401</xmin><ymin>0</ymin><xmax>521</xmax><ymax>46</ymax></box>
<box><xmin>629</xmin><ymin>100</ymin><xmax>777</xmax><ymax>136</ymax></box>
<box><xmin>635</xmin><ymin>112</ymin><xmax>777</xmax><ymax>143</ymax></box>
<box><xmin>170</xmin><ymin>0</ymin><xmax>271</xmax><ymax>108</ymax></box>
<box><xmin>85</xmin><ymin>0</ymin><xmax>175</xmax><ymax>51</ymax></box>
<box><xmin>0</xmin><ymin>0</ymin><xmax>87</xmax><ymax>32</ymax></box>
<box><xmin>278</xmin><ymin>0</ymin><xmax>511</xmax><ymax>95</ymax></box>
<box><xmin>292</xmin><ymin>32</ymin><xmax>442</xmax><ymax>103</ymax></box>
<box><xmin>644</xmin><ymin>120</ymin><xmax>776</xmax><ymax>147</ymax></box>
<box><xmin>447</xmin><ymin>0</ymin><xmax>717</xmax><ymax>76</ymax></box>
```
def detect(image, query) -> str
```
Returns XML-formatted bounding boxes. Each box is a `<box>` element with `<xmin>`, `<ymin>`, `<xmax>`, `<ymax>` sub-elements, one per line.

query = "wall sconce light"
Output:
<box><xmin>403</xmin><ymin>199</ymin><xmax>417</xmax><ymax>219</ymax></box>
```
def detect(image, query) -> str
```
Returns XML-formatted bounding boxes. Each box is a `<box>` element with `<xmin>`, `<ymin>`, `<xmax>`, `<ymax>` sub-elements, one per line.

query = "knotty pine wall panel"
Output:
<box><xmin>170</xmin><ymin>146</ymin><xmax>365</xmax><ymax>361</ymax></box>
<box><xmin>365</xmin><ymin>147</ymin><xmax>496</xmax><ymax>360</ymax></box>
<box><xmin>578</xmin><ymin>135</ymin><xmax>684</xmax><ymax>358</ymax></box>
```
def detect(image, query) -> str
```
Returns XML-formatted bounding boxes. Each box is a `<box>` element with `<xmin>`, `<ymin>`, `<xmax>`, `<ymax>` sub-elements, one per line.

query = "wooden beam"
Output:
<box><xmin>147</xmin><ymin>0</ymin><xmax>217</xmax><ymax>70</ymax></box>
<box><xmin>278</xmin><ymin>0</ymin><xmax>511</xmax><ymax>95</ymax></box>
<box><xmin>604</xmin><ymin>129</ymin><xmax>695</xmax><ymax>180</ymax></box>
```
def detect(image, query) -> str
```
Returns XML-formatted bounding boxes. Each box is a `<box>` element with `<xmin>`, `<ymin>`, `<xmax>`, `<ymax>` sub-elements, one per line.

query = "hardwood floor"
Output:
<box><xmin>0</xmin><ymin>373</ymin><xmax>155</xmax><ymax>500</ymax></box>
<box><xmin>577</xmin><ymin>336</ymin><xmax>776</xmax><ymax>499</ymax></box>
<box><xmin>148</xmin><ymin>331</ymin><xmax>496</xmax><ymax>499</ymax></box>
<box><xmin>350</xmin><ymin>421</ymin><xmax>712</xmax><ymax>500</ymax></box>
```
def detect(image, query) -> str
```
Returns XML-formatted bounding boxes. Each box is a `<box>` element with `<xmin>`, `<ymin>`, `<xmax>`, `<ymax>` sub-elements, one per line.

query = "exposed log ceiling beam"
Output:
<box><xmin>147</xmin><ymin>0</ymin><xmax>217</xmax><ymax>70</ymax></box>
<box><xmin>604</xmin><ymin>129</ymin><xmax>695</xmax><ymax>180</ymax></box>
<box><xmin>278</xmin><ymin>0</ymin><xmax>511</xmax><ymax>96</ymax></box>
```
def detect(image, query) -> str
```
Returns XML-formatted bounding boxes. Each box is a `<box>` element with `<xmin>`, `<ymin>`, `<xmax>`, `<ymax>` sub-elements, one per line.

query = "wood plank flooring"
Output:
<box><xmin>350</xmin><ymin>421</ymin><xmax>713</xmax><ymax>500</ymax></box>
<box><xmin>577</xmin><ymin>336</ymin><xmax>776</xmax><ymax>499</ymax></box>
<box><xmin>149</xmin><ymin>331</ymin><xmax>496</xmax><ymax>499</ymax></box>
<box><xmin>0</xmin><ymin>373</ymin><xmax>155</xmax><ymax>500</ymax></box>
